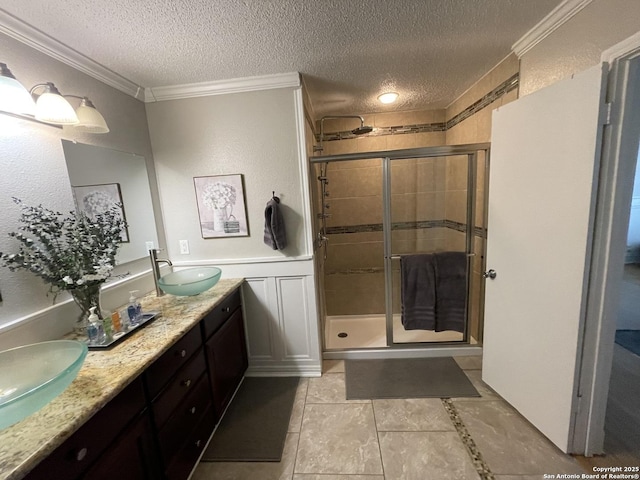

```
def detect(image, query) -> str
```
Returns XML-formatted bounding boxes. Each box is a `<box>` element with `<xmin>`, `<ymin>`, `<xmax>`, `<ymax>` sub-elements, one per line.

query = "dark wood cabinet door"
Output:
<box><xmin>206</xmin><ymin>308</ymin><xmax>248</xmax><ymax>416</ymax></box>
<box><xmin>82</xmin><ymin>411</ymin><xmax>159</xmax><ymax>480</ymax></box>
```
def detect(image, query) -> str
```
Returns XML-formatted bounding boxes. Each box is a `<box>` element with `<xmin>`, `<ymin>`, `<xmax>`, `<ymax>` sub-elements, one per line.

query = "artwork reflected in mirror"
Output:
<box><xmin>72</xmin><ymin>183</ymin><xmax>130</xmax><ymax>242</ymax></box>
<box><xmin>62</xmin><ymin>141</ymin><xmax>159</xmax><ymax>264</ymax></box>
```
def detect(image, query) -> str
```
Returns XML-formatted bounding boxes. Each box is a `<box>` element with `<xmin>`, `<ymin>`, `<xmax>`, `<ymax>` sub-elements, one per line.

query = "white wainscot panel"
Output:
<box><xmin>241</xmin><ymin>274</ymin><xmax>320</xmax><ymax>377</ymax></box>
<box><xmin>212</xmin><ymin>259</ymin><xmax>320</xmax><ymax>377</ymax></box>
<box><xmin>242</xmin><ymin>278</ymin><xmax>277</xmax><ymax>360</ymax></box>
<box><xmin>277</xmin><ymin>276</ymin><xmax>311</xmax><ymax>359</ymax></box>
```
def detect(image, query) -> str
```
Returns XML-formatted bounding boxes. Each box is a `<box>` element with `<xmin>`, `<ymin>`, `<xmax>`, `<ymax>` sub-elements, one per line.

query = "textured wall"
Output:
<box><xmin>519</xmin><ymin>0</ymin><xmax>640</xmax><ymax>96</ymax></box>
<box><xmin>145</xmin><ymin>87</ymin><xmax>308</xmax><ymax>262</ymax></box>
<box><xmin>0</xmin><ymin>32</ymin><xmax>161</xmax><ymax>338</ymax></box>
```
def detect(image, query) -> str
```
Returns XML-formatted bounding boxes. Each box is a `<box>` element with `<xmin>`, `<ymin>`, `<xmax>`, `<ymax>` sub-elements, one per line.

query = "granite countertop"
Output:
<box><xmin>0</xmin><ymin>278</ymin><xmax>244</xmax><ymax>480</ymax></box>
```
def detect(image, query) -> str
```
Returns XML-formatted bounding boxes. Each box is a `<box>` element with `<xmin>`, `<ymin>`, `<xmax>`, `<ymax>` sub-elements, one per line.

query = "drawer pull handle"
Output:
<box><xmin>190</xmin><ymin>406</ymin><xmax>197</xmax><ymax>415</ymax></box>
<box><xmin>195</xmin><ymin>439</ymin><xmax>202</xmax><ymax>448</ymax></box>
<box><xmin>178</xmin><ymin>349</ymin><xmax>187</xmax><ymax>358</ymax></box>
<box><xmin>76</xmin><ymin>447</ymin><xmax>88</xmax><ymax>462</ymax></box>
<box><xmin>182</xmin><ymin>379</ymin><xmax>192</xmax><ymax>388</ymax></box>
<box><xmin>221</xmin><ymin>307</ymin><xmax>231</xmax><ymax>313</ymax></box>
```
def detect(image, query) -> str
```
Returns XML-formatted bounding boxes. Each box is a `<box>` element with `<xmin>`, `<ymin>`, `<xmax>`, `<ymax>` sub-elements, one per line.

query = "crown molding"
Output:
<box><xmin>144</xmin><ymin>72</ymin><xmax>301</xmax><ymax>102</ymax></box>
<box><xmin>0</xmin><ymin>9</ymin><xmax>144</xmax><ymax>100</ymax></box>
<box><xmin>512</xmin><ymin>0</ymin><xmax>593</xmax><ymax>58</ymax></box>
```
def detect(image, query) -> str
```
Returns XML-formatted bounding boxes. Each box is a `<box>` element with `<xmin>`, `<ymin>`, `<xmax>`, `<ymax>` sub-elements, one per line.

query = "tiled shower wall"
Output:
<box><xmin>445</xmin><ymin>54</ymin><xmax>519</xmax><ymax>342</ymax></box>
<box><xmin>313</xmin><ymin>54</ymin><xmax>520</xmax><ymax>337</ymax></box>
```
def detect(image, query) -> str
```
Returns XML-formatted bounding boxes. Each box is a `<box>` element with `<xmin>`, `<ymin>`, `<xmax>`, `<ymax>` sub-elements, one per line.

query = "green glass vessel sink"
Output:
<box><xmin>158</xmin><ymin>267</ymin><xmax>222</xmax><ymax>296</ymax></box>
<box><xmin>0</xmin><ymin>340</ymin><xmax>88</xmax><ymax>430</ymax></box>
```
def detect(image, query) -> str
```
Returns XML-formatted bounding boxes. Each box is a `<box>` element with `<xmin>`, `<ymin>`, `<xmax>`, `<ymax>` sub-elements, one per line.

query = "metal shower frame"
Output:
<box><xmin>310</xmin><ymin>143</ymin><xmax>491</xmax><ymax>355</ymax></box>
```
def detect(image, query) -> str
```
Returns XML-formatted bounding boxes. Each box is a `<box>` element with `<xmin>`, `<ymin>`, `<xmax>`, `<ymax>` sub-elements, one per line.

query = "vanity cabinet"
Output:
<box><xmin>202</xmin><ymin>289</ymin><xmax>248</xmax><ymax>416</ymax></box>
<box><xmin>23</xmin><ymin>284</ymin><xmax>246</xmax><ymax>480</ymax></box>
<box><xmin>25</xmin><ymin>377</ymin><xmax>157</xmax><ymax>480</ymax></box>
<box><xmin>145</xmin><ymin>323</ymin><xmax>215</xmax><ymax>480</ymax></box>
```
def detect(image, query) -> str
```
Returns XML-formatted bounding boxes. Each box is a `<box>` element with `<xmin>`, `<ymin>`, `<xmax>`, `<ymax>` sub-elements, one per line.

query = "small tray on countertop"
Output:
<box><xmin>88</xmin><ymin>311</ymin><xmax>161</xmax><ymax>350</ymax></box>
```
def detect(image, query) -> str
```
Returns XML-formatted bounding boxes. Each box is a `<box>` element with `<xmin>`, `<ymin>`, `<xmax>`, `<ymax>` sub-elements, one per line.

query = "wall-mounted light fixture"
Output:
<box><xmin>0</xmin><ymin>63</ymin><xmax>36</xmax><ymax>115</ymax></box>
<box><xmin>30</xmin><ymin>82</ymin><xmax>79</xmax><ymax>125</ymax></box>
<box><xmin>64</xmin><ymin>96</ymin><xmax>109</xmax><ymax>133</ymax></box>
<box><xmin>0</xmin><ymin>62</ymin><xmax>109</xmax><ymax>133</ymax></box>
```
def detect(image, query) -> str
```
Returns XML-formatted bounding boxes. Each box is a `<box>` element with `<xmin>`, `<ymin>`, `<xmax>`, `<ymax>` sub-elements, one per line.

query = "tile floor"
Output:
<box><xmin>193</xmin><ymin>357</ymin><xmax>593</xmax><ymax>480</ymax></box>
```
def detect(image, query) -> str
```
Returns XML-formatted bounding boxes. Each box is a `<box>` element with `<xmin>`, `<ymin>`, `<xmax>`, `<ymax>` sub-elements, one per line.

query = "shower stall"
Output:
<box><xmin>310</xmin><ymin>144</ymin><xmax>490</xmax><ymax>357</ymax></box>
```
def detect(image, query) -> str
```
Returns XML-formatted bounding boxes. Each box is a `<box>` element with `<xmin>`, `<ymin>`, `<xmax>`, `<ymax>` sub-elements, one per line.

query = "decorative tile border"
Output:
<box><xmin>326</xmin><ymin>220</ymin><xmax>487</xmax><ymax>238</ymax></box>
<box><xmin>442</xmin><ymin>398</ymin><xmax>495</xmax><ymax>480</ymax></box>
<box><xmin>326</xmin><ymin>267</ymin><xmax>384</xmax><ymax>275</ymax></box>
<box><xmin>320</xmin><ymin>122</ymin><xmax>446</xmax><ymax>142</ymax></box>
<box><xmin>316</xmin><ymin>73</ymin><xmax>518</xmax><ymax>142</ymax></box>
<box><xmin>446</xmin><ymin>73</ymin><xmax>518</xmax><ymax>130</ymax></box>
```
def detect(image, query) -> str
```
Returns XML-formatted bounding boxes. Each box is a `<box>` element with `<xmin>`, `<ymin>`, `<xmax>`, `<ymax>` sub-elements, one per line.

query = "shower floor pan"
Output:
<box><xmin>325</xmin><ymin>314</ymin><xmax>474</xmax><ymax>350</ymax></box>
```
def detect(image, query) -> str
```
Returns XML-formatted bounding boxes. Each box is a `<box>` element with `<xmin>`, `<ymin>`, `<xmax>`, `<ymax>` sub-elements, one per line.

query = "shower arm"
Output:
<box><xmin>313</xmin><ymin>115</ymin><xmax>367</xmax><ymax>153</ymax></box>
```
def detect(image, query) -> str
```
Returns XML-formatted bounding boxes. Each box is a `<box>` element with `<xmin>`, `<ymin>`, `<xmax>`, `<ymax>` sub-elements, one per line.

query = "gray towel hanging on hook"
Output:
<box><xmin>264</xmin><ymin>193</ymin><xmax>287</xmax><ymax>250</ymax></box>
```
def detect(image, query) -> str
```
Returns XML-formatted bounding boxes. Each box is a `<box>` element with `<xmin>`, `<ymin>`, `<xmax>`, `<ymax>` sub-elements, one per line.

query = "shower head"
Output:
<box><xmin>352</xmin><ymin>125</ymin><xmax>373</xmax><ymax>136</ymax></box>
<box><xmin>314</xmin><ymin>115</ymin><xmax>373</xmax><ymax>152</ymax></box>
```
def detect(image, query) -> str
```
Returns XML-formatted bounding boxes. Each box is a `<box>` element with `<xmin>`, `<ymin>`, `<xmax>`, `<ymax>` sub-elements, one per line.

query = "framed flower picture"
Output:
<box><xmin>72</xmin><ymin>183</ymin><xmax>129</xmax><ymax>242</ymax></box>
<box><xmin>193</xmin><ymin>174</ymin><xmax>249</xmax><ymax>238</ymax></box>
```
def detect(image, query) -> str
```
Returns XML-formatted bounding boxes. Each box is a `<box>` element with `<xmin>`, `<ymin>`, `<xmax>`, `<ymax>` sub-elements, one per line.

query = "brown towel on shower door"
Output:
<box><xmin>400</xmin><ymin>254</ymin><xmax>437</xmax><ymax>330</ymax></box>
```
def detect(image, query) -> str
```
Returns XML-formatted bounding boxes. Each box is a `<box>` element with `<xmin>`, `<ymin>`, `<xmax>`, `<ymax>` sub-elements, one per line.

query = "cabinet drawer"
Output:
<box><xmin>165</xmin><ymin>407</ymin><xmax>216</xmax><ymax>480</ymax></box>
<box><xmin>146</xmin><ymin>325</ymin><xmax>202</xmax><ymax>398</ymax></box>
<box><xmin>152</xmin><ymin>349</ymin><xmax>207</xmax><ymax>429</ymax></box>
<box><xmin>158</xmin><ymin>374</ymin><xmax>212</xmax><ymax>460</ymax></box>
<box><xmin>26</xmin><ymin>377</ymin><xmax>146</xmax><ymax>480</ymax></box>
<box><xmin>202</xmin><ymin>289</ymin><xmax>241</xmax><ymax>340</ymax></box>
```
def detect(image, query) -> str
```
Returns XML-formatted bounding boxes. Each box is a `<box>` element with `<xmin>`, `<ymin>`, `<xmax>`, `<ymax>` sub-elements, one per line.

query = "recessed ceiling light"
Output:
<box><xmin>378</xmin><ymin>92</ymin><xmax>399</xmax><ymax>104</ymax></box>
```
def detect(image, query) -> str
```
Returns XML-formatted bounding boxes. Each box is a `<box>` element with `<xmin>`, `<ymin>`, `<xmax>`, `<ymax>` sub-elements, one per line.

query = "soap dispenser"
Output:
<box><xmin>128</xmin><ymin>291</ymin><xmax>141</xmax><ymax>326</ymax></box>
<box><xmin>87</xmin><ymin>307</ymin><xmax>105</xmax><ymax>345</ymax></box>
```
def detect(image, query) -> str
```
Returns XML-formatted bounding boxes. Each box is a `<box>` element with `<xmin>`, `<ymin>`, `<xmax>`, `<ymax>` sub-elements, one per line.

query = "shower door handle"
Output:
<box><xmin>483</xmin><ymin>269</ymin><xmax>497</xmax><ymax>279</ymax></box>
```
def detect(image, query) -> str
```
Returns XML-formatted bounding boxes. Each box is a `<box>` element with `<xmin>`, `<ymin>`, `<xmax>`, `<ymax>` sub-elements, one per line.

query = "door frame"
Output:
<box><xmin>574</xmin><ymin>33</ymin><xmax>640</xmax><ymax>455</ymax></box>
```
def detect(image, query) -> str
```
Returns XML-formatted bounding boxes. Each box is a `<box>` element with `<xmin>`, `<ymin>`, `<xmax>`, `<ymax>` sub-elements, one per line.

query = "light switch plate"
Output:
<box><xmin>179</xmin><ymin>240</ymin><xmax>190</xmax><ymax>255</ymax></box>
<box><xmin>145</xmin><ymin>241</ymin><xmax>154</xmax><ymax>252</ymax></box>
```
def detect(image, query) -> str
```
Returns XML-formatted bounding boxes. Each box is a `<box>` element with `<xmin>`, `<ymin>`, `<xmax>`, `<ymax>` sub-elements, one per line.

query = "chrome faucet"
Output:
<box><xmin>149</xmin><ymin>249</ymin><xmax>173</xmax><ymax>297</ymax></box>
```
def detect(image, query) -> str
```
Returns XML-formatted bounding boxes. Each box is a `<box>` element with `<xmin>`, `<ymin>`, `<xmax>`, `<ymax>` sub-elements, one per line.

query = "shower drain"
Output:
<box><xmin>337</xmin><ymin>332</ymin><xmax>348</xmax><ymax>338</ymax></box>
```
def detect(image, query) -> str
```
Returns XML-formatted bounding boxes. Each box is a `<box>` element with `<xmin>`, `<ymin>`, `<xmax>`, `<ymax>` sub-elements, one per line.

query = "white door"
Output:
<box><xmin>483</xmin><ymin>65</ymin><xmax>607</xmax><ymax>453</ymax></box>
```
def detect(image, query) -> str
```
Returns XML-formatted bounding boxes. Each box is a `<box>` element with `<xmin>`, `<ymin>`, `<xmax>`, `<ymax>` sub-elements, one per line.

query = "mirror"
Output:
<box><xmin>61</xmin><ymin>141</ymin><xmax>159</xmax><ymax>264</ymax></box>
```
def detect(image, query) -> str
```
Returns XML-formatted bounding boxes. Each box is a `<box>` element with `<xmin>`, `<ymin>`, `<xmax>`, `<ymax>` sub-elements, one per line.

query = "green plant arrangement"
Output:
<box><xmin>0</xmin><ymin>198</ymin><xmax>126</xmax><ymax>327</ymax></box>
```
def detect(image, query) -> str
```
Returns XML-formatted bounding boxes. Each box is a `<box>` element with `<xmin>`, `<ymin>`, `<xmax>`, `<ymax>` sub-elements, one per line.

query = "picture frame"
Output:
<box><xmin>72</xmin><ymin>183</ymin><xmax>129</xmax><ymax>242</ymax></box>
<box><xmin>193</xmin><ymin>174</ymin><xmax>249</xmax><ymax>238</ymax></box>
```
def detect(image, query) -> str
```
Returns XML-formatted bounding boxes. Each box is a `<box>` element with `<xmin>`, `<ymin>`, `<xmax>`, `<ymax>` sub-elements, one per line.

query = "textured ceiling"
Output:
<box><xmin>0</xmin><ymin>0</ymin><xmax>561</xmax><ymax>118</ymax></box>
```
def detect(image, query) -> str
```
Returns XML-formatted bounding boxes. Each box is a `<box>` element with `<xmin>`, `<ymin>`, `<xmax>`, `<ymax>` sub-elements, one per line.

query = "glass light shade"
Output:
<box><xmin>73</xmin><ymin>99</ymin><xmax>109</xmax><ymax>133</ymax></box>
<box><xmin>0</xmin><ymin>70</ymin><xmax>36</xmax><ymax>116</ymax></box>
<box><xmin>378</xmin><ymin>92</ymin><xmax>399</xmax><ymax>104</ymax></box>
<box><xmin>35</xmin><ymin>90</ymin><xmax>79</xmax><ymax>125</ymax></box>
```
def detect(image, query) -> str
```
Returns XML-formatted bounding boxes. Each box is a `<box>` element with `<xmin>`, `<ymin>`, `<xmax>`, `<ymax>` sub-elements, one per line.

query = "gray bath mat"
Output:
<box><xmin>345</xmin><ymin>357</ymin><xmax>480</xmax><ymax>399</ymax></box>
<box><xmin>202</xmin><ymin>376</ymin><xmax>299</xmax><ymax>462</ymax></box>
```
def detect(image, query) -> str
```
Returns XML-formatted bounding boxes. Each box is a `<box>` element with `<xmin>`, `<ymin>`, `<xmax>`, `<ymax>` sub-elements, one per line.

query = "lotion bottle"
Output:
<box><xmin>87</xmin><ymin>307</ymin><xmax>105</xmax><ymax>345</ymax></box>
<box><xmin>128</xmin><ymin>291</ymin><xmax>141</xmax><ymax>325</ymax></box>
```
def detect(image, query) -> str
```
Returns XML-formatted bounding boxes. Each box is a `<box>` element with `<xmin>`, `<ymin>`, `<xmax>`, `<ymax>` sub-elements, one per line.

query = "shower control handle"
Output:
<box><xmin>483</xmin><ymin>269</ymin><xmax>497</xmax><ymax>279</ymax></box>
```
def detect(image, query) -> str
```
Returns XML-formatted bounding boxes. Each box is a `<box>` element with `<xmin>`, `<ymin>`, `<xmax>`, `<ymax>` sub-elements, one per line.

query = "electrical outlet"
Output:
<box><xmin>145</xmin><ymin>241</ymin><xmax>154</xmax><ymax>252</ymax></box>
<box><xmin>179</xmin><ymin>240</ymin><xmax>190</xmax><ymax>255</ymax></box>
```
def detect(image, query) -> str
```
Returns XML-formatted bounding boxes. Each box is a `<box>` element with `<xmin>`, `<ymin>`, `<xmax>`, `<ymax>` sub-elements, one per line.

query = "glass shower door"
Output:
<box><xmin>384</xmin><ymin>154</ymin><xmax>476</xmax><ymax>345</ymax></box>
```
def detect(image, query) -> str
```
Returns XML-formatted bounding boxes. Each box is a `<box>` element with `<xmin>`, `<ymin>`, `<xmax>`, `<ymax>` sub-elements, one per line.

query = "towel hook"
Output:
<box><xmin>272</xmin><ymin>191</ymin><xmax>280</xmax><ymax>204</ymax></box>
